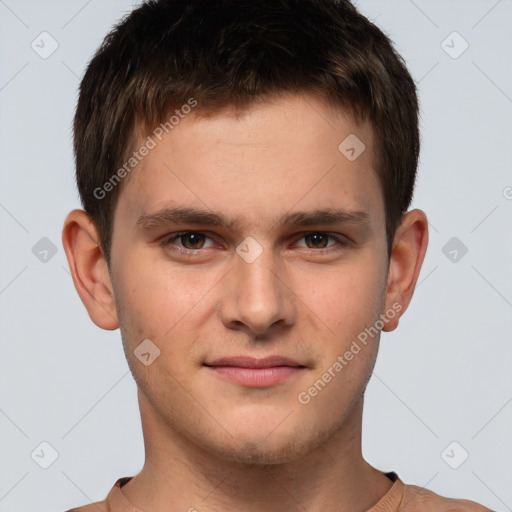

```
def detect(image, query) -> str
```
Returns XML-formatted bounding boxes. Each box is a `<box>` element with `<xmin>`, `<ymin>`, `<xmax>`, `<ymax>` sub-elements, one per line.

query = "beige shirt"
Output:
<box><xmin>66</xmin><ymin>471</ymin><xmax>492</xmax><ymax>511</ymax></box>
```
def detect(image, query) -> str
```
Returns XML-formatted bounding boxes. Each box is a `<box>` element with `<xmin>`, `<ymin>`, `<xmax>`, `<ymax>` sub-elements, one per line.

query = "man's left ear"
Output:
<box><xmin>382</xmin><ymin>209</ymin><xmax>429</xmax><ymax>332</ymax></box>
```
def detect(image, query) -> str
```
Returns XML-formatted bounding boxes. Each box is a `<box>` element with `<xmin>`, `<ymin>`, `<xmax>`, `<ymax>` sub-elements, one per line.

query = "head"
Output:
<box><xmin>63</xmin><ymin>0</ymin><xmax>428</xmax><ymax>465</ymax></box>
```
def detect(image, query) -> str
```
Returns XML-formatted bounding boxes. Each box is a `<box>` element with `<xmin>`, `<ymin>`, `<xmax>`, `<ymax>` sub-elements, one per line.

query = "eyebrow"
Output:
<box><xmin>136</xmin><ymin>206</ymin><xmax>371</xmax><ymax>233</ymax></box>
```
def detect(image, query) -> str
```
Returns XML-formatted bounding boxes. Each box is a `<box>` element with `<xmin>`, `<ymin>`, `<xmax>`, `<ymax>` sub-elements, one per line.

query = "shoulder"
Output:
<box><xmin>64</xmin><ymin>503</ymin><xmax>108</xmax><ymax>512</ymax></box>
<box><xmin>401</xmin><ymin>483</ymin><xmax>492</xmax><ymax>511</ymax></box>
<box><xmin>63</xmin><ymin>476</ymin><xmax>134</xmax><ymax>512</ymax></box>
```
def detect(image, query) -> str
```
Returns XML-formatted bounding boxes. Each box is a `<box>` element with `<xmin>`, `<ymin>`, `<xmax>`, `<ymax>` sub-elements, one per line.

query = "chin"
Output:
<box><xmin>204</xmin><ymin>420</ymin><xmax>333</xmax><ymax>466</ymax></box>
<box><xmin>212</xmin><ymin>438</ymin><xmax>307</xmax><ymax>466</ymax></box>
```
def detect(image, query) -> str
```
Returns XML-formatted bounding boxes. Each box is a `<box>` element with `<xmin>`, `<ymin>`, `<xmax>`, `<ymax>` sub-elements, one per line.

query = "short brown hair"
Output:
<box><xmin>74</xmin><ymin>0</ymin><xmax>419</xmax><ymax>264</ymax></box>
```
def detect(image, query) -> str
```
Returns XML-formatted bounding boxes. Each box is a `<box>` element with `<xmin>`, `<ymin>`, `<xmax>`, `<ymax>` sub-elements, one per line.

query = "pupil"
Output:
<box><xmin>308</xmin><ymin>233</ymin><xmax>327</xmax><ymax>248</ymax></box>
<box><xmin>184</xmin><ymin>233</ymin><xmax>202</xmax><ymax>248</ymax></box>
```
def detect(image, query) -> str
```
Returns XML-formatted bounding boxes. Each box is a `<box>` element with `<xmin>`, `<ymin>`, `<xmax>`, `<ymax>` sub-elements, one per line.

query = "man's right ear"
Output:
<box><xmin>62</xmin><ymin>209</ymin><xmax>119</xmax><ymax>330</ymax></box>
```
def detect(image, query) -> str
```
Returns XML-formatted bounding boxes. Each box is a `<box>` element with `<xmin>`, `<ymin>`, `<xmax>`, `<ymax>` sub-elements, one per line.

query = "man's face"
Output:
<box><xmin>109</xmin><ymin>93</ymin><xmax>391</xmax><ymax>464</ymax></box>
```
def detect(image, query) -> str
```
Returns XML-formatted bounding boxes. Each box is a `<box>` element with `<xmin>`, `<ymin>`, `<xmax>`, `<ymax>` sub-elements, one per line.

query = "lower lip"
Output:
<box><xmin>205</xmin><ymin>365</ymin><xmax>304</xmax><ymax>387</ymax></box>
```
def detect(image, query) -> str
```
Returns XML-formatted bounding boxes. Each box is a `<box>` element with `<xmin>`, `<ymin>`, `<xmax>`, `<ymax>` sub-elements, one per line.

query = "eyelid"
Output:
<box><xmin>292</xmin><ymin>231</ymin><xmax>349</xmax><ymax>249</ymax></box>
<box><xmin>160</xmin><ymin>231</ymin><xmax>217</xmax><ymax>251</ymax></box>
<box><xmin>299</xmin><ymin>231</ymin><xmax>346</xmax><ymax>243</ymax></box>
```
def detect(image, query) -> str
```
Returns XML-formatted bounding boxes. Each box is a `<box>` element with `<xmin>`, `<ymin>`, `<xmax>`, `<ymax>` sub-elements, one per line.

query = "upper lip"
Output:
<box><xmin>204</xmin><ymin>356</ymin><xmax>305</xmax><ymax>368</ymax></box>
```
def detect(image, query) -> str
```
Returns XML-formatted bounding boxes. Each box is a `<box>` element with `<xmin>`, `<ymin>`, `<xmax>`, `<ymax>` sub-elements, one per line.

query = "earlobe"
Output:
<box><xmin>382</xmin><ymin>209</ymin><xmax>429</xmax><ymax>332</ymax></box>
<box><xmin>61</xmin><ymin>209</ymin><xmax>119</xmax><ymax>330</ymax></box>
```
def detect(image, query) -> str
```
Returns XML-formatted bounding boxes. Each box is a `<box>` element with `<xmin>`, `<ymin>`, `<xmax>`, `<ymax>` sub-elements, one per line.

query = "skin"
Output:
<box><xmin>62</xmin><ymin>92</ymin><xmax>429</xmax><ymax>512</ymax></box>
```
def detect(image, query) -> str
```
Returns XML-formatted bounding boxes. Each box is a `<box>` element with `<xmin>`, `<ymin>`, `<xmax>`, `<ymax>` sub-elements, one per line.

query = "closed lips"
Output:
<box><xmin>203</xmin><ymin>356</ymin><xmax>305</xmax><ymax>368</ymax></box>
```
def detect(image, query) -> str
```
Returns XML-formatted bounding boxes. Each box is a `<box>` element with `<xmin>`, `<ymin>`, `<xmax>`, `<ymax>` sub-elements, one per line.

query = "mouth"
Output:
<box><xmin>203</xmin><ymin>356</ymin><xmax>307</xmax><ymax>388</ymax></box>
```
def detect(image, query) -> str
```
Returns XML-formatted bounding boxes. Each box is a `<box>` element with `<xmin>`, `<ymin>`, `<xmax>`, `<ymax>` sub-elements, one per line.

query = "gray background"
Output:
<box><xmin>0</xmin><ymin>1</ymin><xmax>511</xmax><ymax>511</ymax></box>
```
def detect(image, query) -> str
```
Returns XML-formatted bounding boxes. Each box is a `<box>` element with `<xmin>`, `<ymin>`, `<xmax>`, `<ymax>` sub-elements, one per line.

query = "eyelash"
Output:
<box><xmin>160</xmin><ymin>231</ymin><xmax>349</xmax><ymax>255</ymax></box>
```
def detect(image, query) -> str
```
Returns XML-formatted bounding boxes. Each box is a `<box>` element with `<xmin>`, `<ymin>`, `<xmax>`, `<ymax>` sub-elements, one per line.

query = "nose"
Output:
<box><xmin>218</xmin><ymin>245</ymin><xmax>296</xmax><ymax>338</ymax></box>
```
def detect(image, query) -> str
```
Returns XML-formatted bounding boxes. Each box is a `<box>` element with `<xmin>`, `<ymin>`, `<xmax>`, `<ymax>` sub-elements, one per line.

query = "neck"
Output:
<box><xmin>121</xmin><ymin>393</ymin><xmax>393</xmax><ymax>512</ymax></box>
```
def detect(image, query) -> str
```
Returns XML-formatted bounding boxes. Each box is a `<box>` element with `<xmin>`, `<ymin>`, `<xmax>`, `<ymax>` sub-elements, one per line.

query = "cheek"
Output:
<box><xmin>112</xmin><ymin>259</ymin><xmax>206</xmax><ymax>396</ymax></box>
<box><xmin>112</xmin><ymin>253</ymin><xmax>223</xmax><ymax>362</ymax></box>
<box><xmin>298</xmin><ymin>264</ymin><xmax>385</xmax><ymax>418</ymax></box>
<box><xmin>299</xmin><ymin>255</ymin><xmax>387</xmax><ymax>337</ymax></box>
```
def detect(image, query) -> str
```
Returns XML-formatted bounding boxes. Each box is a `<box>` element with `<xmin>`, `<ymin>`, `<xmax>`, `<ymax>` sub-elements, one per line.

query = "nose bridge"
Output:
<box><xmin>220</xmin><ymin>239</ymin><xmax>294</xmax><ymax>336</ymax></box>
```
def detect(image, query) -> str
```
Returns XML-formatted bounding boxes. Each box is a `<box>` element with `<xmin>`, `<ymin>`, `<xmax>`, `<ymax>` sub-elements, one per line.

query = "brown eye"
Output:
<box><xmin>162</xmin><ymin>231</ymin><xmax>214</xmax><ymax>251</ymax></box>
<box><xmin>304</xmin><ymin>233</ymin><xmax>330</xmax><ymax>248</ymax></box>
<box><xmin>179</xmin><ymin>232</ymin><xmax>206</xmax><ymax>249</ymax></box>
<box><xmin>294</xmin><ymin>232</ymin><xmax>348</xmax><ymax>252</ymax></box>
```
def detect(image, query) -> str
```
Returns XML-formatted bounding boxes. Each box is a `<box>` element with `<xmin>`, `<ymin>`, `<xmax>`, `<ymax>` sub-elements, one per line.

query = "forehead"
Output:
<box><xmin>116</xmin><ymin>92</ymin><xmax>382</xmax><ymax>232</ymax></box>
